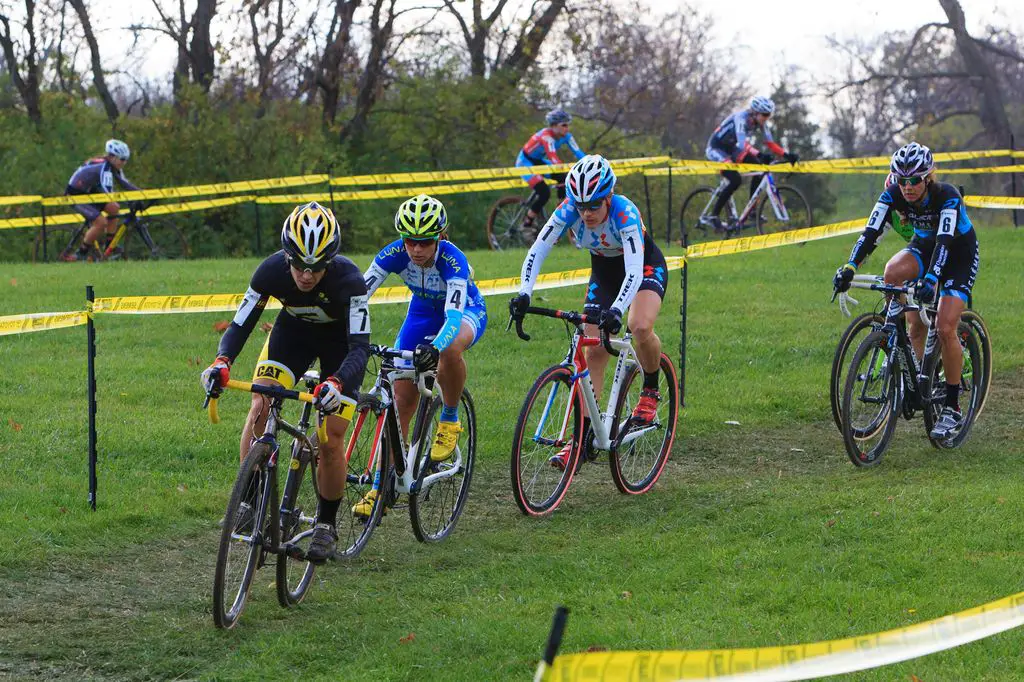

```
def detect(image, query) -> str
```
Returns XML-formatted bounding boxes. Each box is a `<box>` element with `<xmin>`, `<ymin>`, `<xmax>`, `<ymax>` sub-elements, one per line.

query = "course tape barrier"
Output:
<box><xmin>0</xmin><ymin>194</ymin><xmax>43</xmax><ymax>206</ymax></box>
<box><xmin>685</xmin><ymin>219</ymin><xmax>865</xmax><ymax>260</ymax></box>
<box><xmin>965</xmin><ymin>195</ymin><xmax>1024</xmax><ymax>209</ymax></box>
<box><xmin>37</xmin><ymin>174</ymin><xmax>328</xmax><ymax>207</ymax></box>
<box><xmin>543</xmin><ymin>591</ymin><xmax>1024</xmax><ymax>681</ymax></box>
<box><xmin>0</xmin><ymin>195</ymin><xmax>257</xmax><ymax>231</ymax></box>
<box><xmin>0</xmin><ymin>311</ymin><xmax>89</xmax><ymax>336</ymax></box>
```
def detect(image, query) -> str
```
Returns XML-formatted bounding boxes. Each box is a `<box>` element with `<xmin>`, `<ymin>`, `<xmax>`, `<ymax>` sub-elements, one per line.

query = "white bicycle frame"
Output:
<box><xmin>701</xmin><ymin>170</ymin><xmax>789</xmax><ymax>226</ymax></box>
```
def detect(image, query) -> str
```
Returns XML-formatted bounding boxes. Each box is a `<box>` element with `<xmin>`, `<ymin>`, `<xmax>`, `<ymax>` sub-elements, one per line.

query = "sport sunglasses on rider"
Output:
<box><xmin>897</xmin><ymin>175</ymin><xmax>925</xmax><ymax>187</ymax></box>
<box><xmin>287</xmin><ymin>255</ymin><xmax>330</xmax><ymax>272</ymax></box>
<box><xmin>576</xmin><ymin>197</ymin><xmax>606</xmax><ymax>212</ymax></box>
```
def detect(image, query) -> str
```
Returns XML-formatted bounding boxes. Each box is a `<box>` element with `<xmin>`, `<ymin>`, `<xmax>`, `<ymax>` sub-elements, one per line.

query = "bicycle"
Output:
<box><xmin>34</xmin><ymin>202</ymin><xmax>190</xmax><ymax>262</ymax></box>
<box><xmin>205</xmin><ymin>374</ymin><xmax>336</xmax><ymax>629</ymax></box>
<box><xmin>486</xmin><ymin>182</ymin><xmax>564</xmax><ymax>251</ymax></box>
<box><xmin>678</xmin><ymin>160</ymin><xmax>812</xmax><ymax>243</ymax></box>
<box><xmin>830</xmin><ymin>275</ymin><xmax>990</xmax><ymax>435</ymax></box>
<box><xmin>339</xmin><ymin>344</ymin><xmax>476</xmax><ymax>550</ymax></box>
<box><xmin>508</xmin><ymin>306</ymin><xmax>679</xmax><ymax>516</ymax></box>
<box><xmin>837</xmin><ymin>282</ymin><xmax>991</xmax><ymax>467</ymax></box>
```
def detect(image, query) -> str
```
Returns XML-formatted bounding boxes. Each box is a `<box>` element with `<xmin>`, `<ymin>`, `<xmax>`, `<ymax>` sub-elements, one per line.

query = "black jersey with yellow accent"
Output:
<box><xmin>218</xmin><ymin>250</ymin><xmax>371</xmax><ymax>388</ymax></box>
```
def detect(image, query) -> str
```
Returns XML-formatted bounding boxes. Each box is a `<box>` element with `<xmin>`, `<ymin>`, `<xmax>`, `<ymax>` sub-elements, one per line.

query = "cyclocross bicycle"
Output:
<box><xmin>837</xmin><ymin>282</ymin><xmax>991</xmax><ymax>467</ymax></box>
<box><xmin>339</xmin><ymin>344</ymin><xmax>476</xmax><ymax>551</ymax></box>
<box><xmin>508</xmin><ymin>306</ymin><xmax>679</xmax><ymax>516</ymax></box>
<box><xmin>34</xmin><ymin>202</ymin><xmax>190</xmax><ymax>262</ymax></box>
<box><xmin>678</xmin><ymin>160</ymin><xmax>811</xmax><ymax>243</ymax></box>
<box><xmin>205</xmin><ymin>374</ymin><xmax>339</xmax><ymax>629</ymax></box>
<box><xmin>486</xmin><ymin>182</ymin><xmax>564</xmax><ymax>251</ymax></box>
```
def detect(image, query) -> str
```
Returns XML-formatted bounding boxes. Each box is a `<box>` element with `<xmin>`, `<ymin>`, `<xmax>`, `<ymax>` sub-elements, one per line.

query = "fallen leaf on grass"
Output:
<box><xmin>724</xmin><ymin>420</ymin><xmax>741</xmax><ymax>426</ymax></box>
<box><xmin>8</xmin><ymin>418</ymin><xmax>22</xmax><ymax>432</ymax></box>
<box><xmin>620</xmin><ymin>591</ymin><xmax>632</xmax><ymax>600</ymax></box>
<box><xmin>911</xmin><ymin>674</ymin><xmax>924</xmax><ymax>681</ymax></box>
<box><xmin>872</xmin><ymin>511</ymin><xmax>880</xmax><ymax>517</ymax></box>
<box><xmin>789</xmin><ymin>448</ymin><xmax>805</xmax><ymax>453</ymax></box>
<box><xmin>399</xmin><ymin>632</ymin><xmax>416</xmax><ymax>644</ymax></box>
<box><xmin>59</xmin><ymin>506</ymin><xmax>67</xmax><ymax>514</ymax></box>
<box><xmin>997</xmin><ymin>497</ymin><xmax>1006</xmax><ymax>504</ymax></box>
<box><xmin>213</xmin><ymin>321</ymin><xmax>230</xmax><ymax>333</ymax></box>
<box><xmin>177</xmin><ymin>484</ymin><xmax>188</xmax><ymax>492</ymax></box>
<box><xmin>260</xmin><ymin>322</ymin><xmax>273</xmax><ymax>332</ymax></box>
<box><xmin>826</xmin><ymin>519</ymin><xmax>837</xmax><ymax>528</ymax></box>
<box><xmin>9</xmin><ymin>278</ymin><xmax>16</xmax><ymax>287</ymax></box>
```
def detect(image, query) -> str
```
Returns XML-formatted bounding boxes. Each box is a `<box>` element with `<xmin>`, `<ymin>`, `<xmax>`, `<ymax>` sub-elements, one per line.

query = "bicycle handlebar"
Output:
<box><xmin>370</xmin><ymin>345</ymin><xmax>433</xmax><ymax>397</ymax></box>
<box><xmin>509</xmin><ymin>306</ymin><xmax>618</xmax><ymax>356</ymax></box>
<box><xmin>204</xmin><ymin>378</ymin><xmax>330</xmax><ymax>445</ymax></box>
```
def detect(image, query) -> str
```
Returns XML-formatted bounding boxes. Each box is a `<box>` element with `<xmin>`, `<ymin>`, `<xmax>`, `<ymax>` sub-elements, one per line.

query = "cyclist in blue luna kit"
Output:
<box><xmin>201</xmin><ymin>201</ymin><xmax>371</xmax><ymax>564</ymax></box>
<box><xmin>833</xmin><ymin>142</ymin><xmax>979</xmax><ymax>440</ymax></box>
<box><xmin>703</xmin><ymin>96</ymin><xmax>799</xmax><ymax>231</ymax></box>
<box><xmin>62</xmin><ymin>139</ymin><xmax>142</xmax><ymax>261</ymax></box>
<box><xmin>516</xmin><ymin>108</ymin><xmax>587</xmax><ymax>233</ymax></box>
<box><xmin>353</xmin><ymin>194</ymin><xmax>487</xmax><ymax>516</ymax></box>
<box><xmin>509</xmin><ymin>154</ymin><xmax>668</xmax><ymax>470</ymax></box>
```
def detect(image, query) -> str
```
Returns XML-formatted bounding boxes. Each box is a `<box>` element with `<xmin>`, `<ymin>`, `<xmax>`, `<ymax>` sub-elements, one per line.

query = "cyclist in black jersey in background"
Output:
<box><xmin>201</xmin><ymin>202</ymin><xmax>371</xmax><ymax>564</ymax></box>
<box><xmin>62</xmin><ymin>139</ymin><xmax>141</xmax><ymax>261</ymax></box>
<box><xmin>833</xmin><ymin>143</ymin><xmax>980</xmax><ymax>440</ymax></box>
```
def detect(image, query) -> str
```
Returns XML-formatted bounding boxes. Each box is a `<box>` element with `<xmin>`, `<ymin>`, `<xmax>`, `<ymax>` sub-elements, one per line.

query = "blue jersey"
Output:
<box><xmin>364</xmin><ymin>239</ymin><xmax>485</xmax><ymax>351</ymax></box>
<box><xmin>707</xmin><ymin>108</ymin><xmax>777</xmax><ymax>157</ymax></box>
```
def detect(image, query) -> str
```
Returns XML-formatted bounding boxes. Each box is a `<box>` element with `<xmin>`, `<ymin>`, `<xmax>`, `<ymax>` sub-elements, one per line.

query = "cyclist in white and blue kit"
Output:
<box><xmin>355</xmin><ymin>195</ymin><xmax>487</xmax><ymax>514</ymax></box>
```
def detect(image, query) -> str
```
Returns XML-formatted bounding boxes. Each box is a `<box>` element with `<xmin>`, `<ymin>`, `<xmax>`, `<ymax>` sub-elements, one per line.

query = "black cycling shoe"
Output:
<box><xmin>306</xmin><ymin>523</ymin><xmax>338</xmax><ymax>564</ymax></box>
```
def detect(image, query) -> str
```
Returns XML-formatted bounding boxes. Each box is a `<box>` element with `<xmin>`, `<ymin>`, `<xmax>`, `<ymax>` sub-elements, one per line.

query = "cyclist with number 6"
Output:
<box><xmin>515</xmin><ymin>109</ymin><xmax>586</xmax><ymax>235</ymax></box>
<box><xmin>62</xmin><ymin>139</ymin><xmax>142</xmax><ymax>261</ymax></box>
<box><xmin>832</xmin><ymin>142</ymin><xmax>980</xmax><ymax>440</ymax></box>
<box><xmin>354</xmin><ymin>194</ymin><xmax>488</xmax><ymax>516</ymax></box>
<box><xmin>509</xmin><ymin>154</ymin><xmax>668</xmax><ymax>470</ymax></box>
<box><xmin>200</xmin><ymin>201</ymin><xmax>371</xmax><ymax>564</ymax></box>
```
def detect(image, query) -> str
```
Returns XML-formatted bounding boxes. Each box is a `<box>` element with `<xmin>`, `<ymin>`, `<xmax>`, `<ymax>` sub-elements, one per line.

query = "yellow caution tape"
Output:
<box><xmin>38</xmin><ymin>174</ymin><xmax>328</xmax><ymax>207</ymax></box>
<box><xmin>964</xmin><ymin>195</ymin><xmax>1024</xmax><ymax>209</ymax></box>
<box><xmin>0</xmin><ymin>213</ymin><xmax>82</xmax><ymax>230</ymax></box>
<box><xmin>686</xmin><ymin>219</ymin><xmax>865</xmax><ymax>260</ymax></box>
<box><xmin>0</xmin><ymin>195</ymin><xmax>42</xmax><ymax>206</ymax></box>
<box><xmin>544</xmin><ymin>591</ymin><xmax>1024</xmax><ymax>682</ymax></box>
<box><xmin>0</xmin><ymin>311</ymin><xmax>89</xmax><ymax>336</ymax></box>
<box><xmin>0</xmin><ymin>195</ymin><xmax>257</xmax><ymax>230</ymax></box>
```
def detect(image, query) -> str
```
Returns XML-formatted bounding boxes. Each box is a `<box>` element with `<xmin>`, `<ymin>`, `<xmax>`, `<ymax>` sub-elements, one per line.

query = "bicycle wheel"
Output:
<box><xmin>213</xmin><ymin>441</ymin><xmax>279</xmax><ymax>629</ymax></box>
<box><xmin>922</xmin><ymin>319</ymin><xmax>985</xmax><ymax>450</ymax></box>
<box><xmin>511</xmin><ymin>365</ymin><xmax>583</xmax><ymax>516</ymax></box>
<box><xmin>336</xmin><ymin>405</ymin><xmax>390</xmax><ymax>558</ymax></box>
<box><xmin>276</xmin><ymin>438</ymin><xmax>319</xmax><ymax>607</ymax></box>
<box><xmin>410</xmin><ymin>388</ymin><xmax>477</xmax><ymax>542</ymax></box>
<box><xmin>487</xmin><ymin>196</ymin><xmax>531</xmax><ymax>250</ymax></box>
<box><xmin>33</xmin><ymin>225</ymin><xmax>84</xmax><ymax>262</ymax></box>
<box><xmin>678</xmin><ymin>186</ymin><xmax>716</xmax><ymax>244</ymax></box>
<box><xmin>831</xmin><ymin>313</ymin><xmax>885</xmax><ymax>433</ymax></box>
<box><xmin>124</xmin><ymin>217</ymin><xmax>191</xmax><ymax>259</ymax></box>
<box><xmin>757</xmin><ymin>185</ymin><xmax>813</xmax><ymax>234</ymax></box>
<box><xmin>609</xmin><ymin>353</ymin><xmax>679</xmax><ymax>495</ymax></box>
<box><xmin>960</xmin><ymin>310</ymin><xmax>993</xmax><ymax>418</ymax></box>
<box><xmin>840</xmin><ymin>330</ymin><xmax>901</xmax><ymax>467</ymax></box>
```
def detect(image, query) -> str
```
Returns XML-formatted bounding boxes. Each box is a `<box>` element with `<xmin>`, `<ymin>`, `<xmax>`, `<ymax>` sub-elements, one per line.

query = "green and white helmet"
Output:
<box><xmin>394</xmin><ymin>194</ymin><xmax>447</xmax><ymax>239</ymax></box>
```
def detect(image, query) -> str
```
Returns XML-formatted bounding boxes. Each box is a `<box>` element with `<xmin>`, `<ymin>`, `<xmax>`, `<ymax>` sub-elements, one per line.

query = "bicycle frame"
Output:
<box><xmin>866</xmin><ymin>286</ymin><xmax>941</xmax><ymax>412</ymax></box>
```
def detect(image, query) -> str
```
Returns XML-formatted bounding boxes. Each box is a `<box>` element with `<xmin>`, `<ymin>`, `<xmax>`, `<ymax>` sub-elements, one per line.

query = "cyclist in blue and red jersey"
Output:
<box><xmin>62</xmin><ymin>139</ymin><xmax>141</xmax><ymax>261</ymax></box>
<box><xmin>509</xmin><ymin>155</ymin><xmax>668</xmax><ymax>470</ymax></box>
<box><xmin>703</xmin><ymin>96</ymin><xmax>798</xmax><ymax>231</ymax></box>
<box><xmin>832</xmin><ymin>142</ymin><xmax>979</xmax><ymax>440</ymax></box>
<box><xmin>516</xmin><ymin>109</ymin><xmax>586</xmax><ymax>233</ymax></box>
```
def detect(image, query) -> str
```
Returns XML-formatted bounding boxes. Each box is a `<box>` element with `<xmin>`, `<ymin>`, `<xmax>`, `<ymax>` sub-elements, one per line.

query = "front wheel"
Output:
<box><xmin>757</xmin><ymin>185</ymin><xmax>812</xmax><ymax>234</ymax></box>
<box><xmin>510</xmin><ymin>365</ymin><xmax>583</xmax><ymax>516</ymax></box>
<box><xmin>922</xmin><ymin>318</ymin><xmax>986</xmax><ymax>449</ymax></box>
<box><xmin>678</xmin><ymin>186</ymin><xmax>717</xmax><ymax>244</ymax></box>
<box><xmin>609</xmin><ymin>353</ymin><xmax>679</xmax><ymax>494</ymax></box>
<box><xmin>33</xmin><ymin>225</ymin><xmax>84</xmax><ymax>263</ymax></box>
<box><xmin>336</xmin><ymin>406</ymin><xmax>390</xmax><ymax>558</ymax></box>
<box><xmin>409</xmin><ymin>389</ymin><xmax>477</xmax><ymax>542</ymax></box>
<box><xmin>213</xmin><ymin>442</ymin><xmax>279</xmax><ymax>629</ymax></box>
<box><xmin>960</xmin><ymin>310</ymin><xmax>993</xmax><ymax>419</ymax></box>
<box><xmin>487</xmin><ymin>196</ymin><xmax>532</xmax><ymax>251</ymax></box>
<box><xmin>840</xmin><ymin>330</ymin><xmax>901</xmax><ymax>467</ymax></box>
<box><xmin>276</xmin><ymin>439</ymin><xmax>319</xmax><ymax>608</ymax></box>
<box><xmin>124</xmin><ymin>217</ymin><xmax>191</xmax><ymax>259</ymax></box>
<box><xmin>831</xmin><ymin>313</ymin><xmax>885</xmax><ymax>433</ymax></box>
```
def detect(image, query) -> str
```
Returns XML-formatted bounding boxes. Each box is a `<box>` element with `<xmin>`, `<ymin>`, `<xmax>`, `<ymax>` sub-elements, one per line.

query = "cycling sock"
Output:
<box><xmin>944</xmin><ymin>383</ymin><xmax>960</xmax><ymax>411</ymax></box>
<box><xmin>440</xmin><ymin>405</ymin><xmax>459</xmax><ymax>422</ymax></box>
<box><xmin>643</xmin><ymin>370</ymin><xmax>660</xmax><ymax>391</ymax></box>
<box><xmin>317</xmin><ymin>495</ymin><xmax>342</xmax><ymax>528</ymax></box>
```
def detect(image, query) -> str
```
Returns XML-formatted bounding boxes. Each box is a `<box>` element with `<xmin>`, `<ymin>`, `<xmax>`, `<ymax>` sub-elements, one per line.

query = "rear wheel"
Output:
<box><xmin>831</xmin><ymin>313</ymin><xmax>885</xmax><ymax>432</ymax></box>
<box><xmin>922</xmin><ymin>319</ymin><xmax>985</xmax><ymax>449</ymax></box>
<box><xmin>336</xmin><ymin>406</ymin><xmax>389</xmax><ymax>558</ymax></box>
<box><xmin>410</xmin><ymin>389</ymin><xmax>477</xmax><ymax>542</ymax></box>
<box><xmin>757</xmin><ymin>185</ymin><xmax>812</xmax><ymax>234</ymax></box>
<box><xmin>276</xmin><ymin>439</ymin><xmax>319</xmax><ymax>607</ymax></box>
<box><xmin>511</xmin><ymin>365</ymin><xmax>583</xmax><ymax>516</ymax></box>
<box><xmin>487</xmin><ymin>196</ymin><xmax>532</xmax><ymax>251</ymax></box>
<box><xmin>124</xmin><ymin>217</ymin><xmax>190</xmax><ymax>259</ymax></box>
<box><xmin>609</xmin><ymin>353</ymin><xmax>679</xmax><ymax>494</ymax></box>
<box><xmin>678</xmin><ymin>186</ymin><xmax>716</xmax><ymax>244</ymax></box>
<box><xmin>213</xmin><ymin>442</ymin><xmax>278</xmax><ymax>629</ymax></box>
<box><xmin>840</xmin><ymin>330</ymin><xmax>901</xmax><ymax>467</ymax></box>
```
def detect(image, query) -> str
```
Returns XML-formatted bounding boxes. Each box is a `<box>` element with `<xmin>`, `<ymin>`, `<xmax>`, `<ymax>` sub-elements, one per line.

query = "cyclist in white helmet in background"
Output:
<box><xmin>62</xmin><ymin>139</ymin><xmax>142</xmax><ymax>261</ymax></box>
<box><xmin>509</xmin><ymin>154</ymin><xmax>668</xmax><ymax>470</ymax></box>
<box><xmin>201</xmin><ymin>201</ymin><xmax>372</xmax><ymax>564</ymax></box>
<box><xmin>703</xmin><ymin>96</ymin><xmax>799</xmax><ymax>232</ymax></box>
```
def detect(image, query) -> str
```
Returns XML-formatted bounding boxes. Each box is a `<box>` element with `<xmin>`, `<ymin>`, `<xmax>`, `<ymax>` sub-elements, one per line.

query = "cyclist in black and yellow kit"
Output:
<box><xmin>201</xmin><ymin>201</ymin><xmax>371</xmax><ymax>564</ymax></box>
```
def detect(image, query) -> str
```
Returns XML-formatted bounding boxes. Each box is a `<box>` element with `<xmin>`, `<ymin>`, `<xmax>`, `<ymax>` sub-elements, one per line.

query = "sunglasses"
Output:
<box><xmin>287</xmin><ymin>256</ymin><xmax>329</xmax><ymax>273</ymax></box>
<box><xmin>897</xmin><ymin>175</ymin><xmax>925</xmax><ymax>187</ymax></box>
<box><xmin>403</xmin><ymin>237</ymin><xmax>437</xmax><ymax>247</ymax></box>
<box><xmin>576</xmin><ymin>198</ymin><xmax>606</xmax><ymax>212</ymax></box>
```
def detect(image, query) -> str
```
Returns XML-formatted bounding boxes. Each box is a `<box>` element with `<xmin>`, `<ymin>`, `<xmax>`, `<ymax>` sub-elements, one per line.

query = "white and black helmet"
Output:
<box><xmin>750</xmin><ymin>96</ymin><xmax>775</xmax><ymax>115</ymax></box>
<box><xmin>890</xmin><ymin>142</ymin><xmax>934</xmax><ymax>178</ymax></box>
<box><xmin>566</xmin><ymin>154</ymin><xmax>617</xmax><ymax>205</ymax></box>
<box><xmin>105</xmin><ymin>139</ymin><xmax>130</xmax><ymax>160</ymax></box>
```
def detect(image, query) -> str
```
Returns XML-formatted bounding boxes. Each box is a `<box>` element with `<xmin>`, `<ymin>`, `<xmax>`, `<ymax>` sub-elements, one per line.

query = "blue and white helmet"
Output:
<box><xmin>566</xmin><ymin>154</ymin><xmax>616</xmax><ymax>204</ymax></box>
<box><xmin>105</xmin><ymin>139</ymin><xmax>130</xmax><ymax>160</ymax></box>
<box><xmin>750</xmin><ymin>96</ymin><xmax>775</xmax><ymax>115</ymax></box>
<box><xmin>545</xmin><ymin>108</ymin><xmax>572</xmax><ymax>126</ymax></box>
<box><xmin>890</xmin><ymin>142</ymin><xmax>934</xmax><ymax>178</ymax></box>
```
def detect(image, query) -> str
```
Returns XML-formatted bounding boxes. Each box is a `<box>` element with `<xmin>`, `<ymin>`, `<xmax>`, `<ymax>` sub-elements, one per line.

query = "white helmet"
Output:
<box><xmin>566</xmin><ymin>155</ymin><xmax>617</xmax><ymax>205</ymax></box>
<box><xmin>750</xmin><ymin>96</ymin><xmax>775</xmax><ymax>115</ymax></box>
<box><xmin>890</xmin><ymin>142</ymin><xmax>934</xmax><ymax>178</ymax></box>
<box><xmin>105</xmin><ymin>139</ymin><xmax>130</xmax><ymax>160</ymax></box>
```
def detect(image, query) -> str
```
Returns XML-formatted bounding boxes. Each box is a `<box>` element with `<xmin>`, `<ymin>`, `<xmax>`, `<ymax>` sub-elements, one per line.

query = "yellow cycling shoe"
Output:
<box><xmin>431</xmin><ymin>420</ymin><xmax>463</xmax><ymax>462</ymax></box>
<box><xmin>351</xmin><ymin>489</ymin><xmax>378</xmax><ymax>519</ymax></box>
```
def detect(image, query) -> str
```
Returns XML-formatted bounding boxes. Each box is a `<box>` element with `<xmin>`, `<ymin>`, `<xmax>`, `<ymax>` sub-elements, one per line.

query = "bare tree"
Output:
<box><xmin>0</xmin><ymin>0</ymin><xmax>43</xmax><ymax>124</ymax></box>
<box><xmin>340</xmin><ymin>0</ymin><xmax>397</xmax><ymax>142</ymax></box>
<box><xmin>316</xmin><ymin>0</ymin><xmax>360</xmax><ymax>124</ymax></box>
<box><xmin>148</xmin><ymin>0</ymin><xmax>219</xmax><ymax>102</ymax></box>
<box><xmin>67</xmin><ymin>0</ymin><xmax>119</xmax><ymax>123</ymax></box>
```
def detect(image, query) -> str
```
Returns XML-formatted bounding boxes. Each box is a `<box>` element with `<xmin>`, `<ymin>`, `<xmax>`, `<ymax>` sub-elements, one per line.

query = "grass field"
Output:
<box><xmin>1</xmin><ymin>225</ymin><xmax>1023</xmax><ymax>681</ymax></box>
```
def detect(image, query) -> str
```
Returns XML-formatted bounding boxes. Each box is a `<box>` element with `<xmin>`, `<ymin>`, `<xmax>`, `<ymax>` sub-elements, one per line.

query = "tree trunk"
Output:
<box><xmin>318</xmin><ymin>0</ymin><xmax>360</xmax><ymax>125</ymax></box>
<box><xmin>68</xmin><ymin>0</ymin><xmax>119</xmax><ymax>124</ymax></box>
<box><xmin>340</xmin><ymin>0</ymin><xmax>393</xmax><ymax>143</ymax></box>
<box><xmin>190</xmin><ymin>0</ymin><xmax>218</xmax><ymax>91</ymax></box>
<box><xmin>502</xmin><ymin>0</ymin><xmax>567</xmax><ymax>85</ymax></box>
<box><xmin>0</xmin><ymin>1</ymin><xmax>43</xmax><ymax>125</ymax></box>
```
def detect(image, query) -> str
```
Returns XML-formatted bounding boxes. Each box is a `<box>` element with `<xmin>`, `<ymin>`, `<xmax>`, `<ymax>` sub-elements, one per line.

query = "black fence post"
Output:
<box><xmin>40</xmin><ymin>203</ymin><xmax>47</xmax><ymax>262</ymax></box>
<box><xmin>679</xmin><ymin>226</ymin><xmax>688</xmax><ymax>407</ymax></box>
<box><xmin>666</xmin><ymin>167</ymin><xmax>673</xmax><ymax>246</ymax></box>
<box><xmin>86</xmin><ymin>285</ymin><xmax>98</xmax><ymax>511</ymax></box>
<box><xmin>253</xmin><ymin>200</ymin><xmax>262</xmax><ymax>254</ymax></box>
<box><xmin>644</xmin><ymin>174</ymin><xmax>653</xmax><ymax>239</ymax></box>
<box><xmin>327</xmin><ymin>164</ymin><xmax>337</xmax><ymax>215</ymax></box>
<box><xmin>1012</xmin><ymin>134</ymin><xmax>1019</xmax><ymax>228</ymax></box>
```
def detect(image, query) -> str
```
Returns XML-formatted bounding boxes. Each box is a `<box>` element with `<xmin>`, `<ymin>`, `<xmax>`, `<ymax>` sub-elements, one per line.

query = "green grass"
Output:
<box><xmin>1</xmin><ymin>227</ymin><xmax>1023</xmax><ymax>681</ymax></box>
